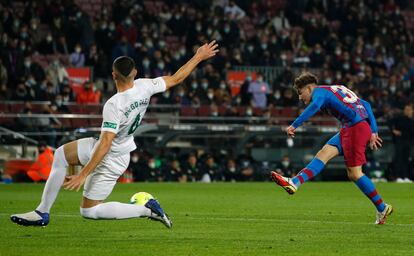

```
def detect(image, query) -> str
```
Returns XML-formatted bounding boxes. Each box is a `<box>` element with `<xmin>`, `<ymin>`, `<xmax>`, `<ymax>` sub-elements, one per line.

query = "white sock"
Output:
<box><xmin>80</xmin><ymin>202</ymin><xmax>151</xmax><ymax>219</ymax></box>
<box><xmin>36</xmin><ymin>146</ymin><xmax>68</xmax><ymax>213</ymax></box>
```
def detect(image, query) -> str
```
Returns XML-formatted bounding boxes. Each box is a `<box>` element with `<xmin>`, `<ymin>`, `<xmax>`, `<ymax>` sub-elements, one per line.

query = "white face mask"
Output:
<box><xmin>220</xmin><ymin>83</ymin><xmax>226</xmax><ymax>89</ymax></box>
<box><xmin>281</xmin><ymin>160</ymin><xmax>290</xmax><ymax>167</ymax></box>
<box><xmin>149</xmin><ymin>162</ymin><xmax>156</xmax><ymax>169</ymax></box>
<box><xmin>131</xmin><ymin>156</ymin><xmax>139</xmax><ymax>163</ymax></box>
<box><xmin>207</xmin><ymin>93</ymin><xmax>214</xmax><ymax>99</ymax></box>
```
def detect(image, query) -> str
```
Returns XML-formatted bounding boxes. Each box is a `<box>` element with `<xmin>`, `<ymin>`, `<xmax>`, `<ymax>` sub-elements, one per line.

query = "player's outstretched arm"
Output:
<box><xmin>63</xmin><ymin>131</ymin><xmax>115</xmax><ymax>191</ymax></box>
<box><xmin>163</xmin><ymin>40</ymin><xmax>219</xmax><ymax>89</ymax></box>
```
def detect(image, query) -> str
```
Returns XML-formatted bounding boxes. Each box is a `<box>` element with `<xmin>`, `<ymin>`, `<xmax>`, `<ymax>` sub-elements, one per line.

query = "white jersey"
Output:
<box><xmin>100</xmin><ymin>77</ymin><xmax>166</xmax><ymax>155</ymax></box>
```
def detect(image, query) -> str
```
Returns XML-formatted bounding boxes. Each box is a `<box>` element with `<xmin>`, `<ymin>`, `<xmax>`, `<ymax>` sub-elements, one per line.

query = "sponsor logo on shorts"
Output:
<box><xmin>103</xmin><ymin>122</ymin><xmax>117</xmax><ymax>129</ymax></box>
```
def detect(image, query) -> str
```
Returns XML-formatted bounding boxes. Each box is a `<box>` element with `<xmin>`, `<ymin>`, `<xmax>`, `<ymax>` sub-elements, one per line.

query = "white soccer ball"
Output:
<box><xmin>130</xmin><ymin>192</ymin><xmax>154</xmax><ymax>205</ymax></box>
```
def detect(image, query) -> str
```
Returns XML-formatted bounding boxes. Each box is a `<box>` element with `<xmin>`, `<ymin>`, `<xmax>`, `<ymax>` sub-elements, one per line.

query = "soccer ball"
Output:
<box><xmin>130</xmin><ymin>192</ymin><xmax>154</xmax><ymax>205</ymax></box>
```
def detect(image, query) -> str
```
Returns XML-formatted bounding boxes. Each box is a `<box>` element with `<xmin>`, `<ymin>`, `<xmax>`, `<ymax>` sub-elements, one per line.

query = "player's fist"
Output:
<box><xmin>286</xmin><ymin>125</ymin><xmax>296</xmax><ymax>138</ymax></box>
<box><xmin>195</xmin><ymin>40</ymin><xmax>219</xmax><ymax>61</ymax></box>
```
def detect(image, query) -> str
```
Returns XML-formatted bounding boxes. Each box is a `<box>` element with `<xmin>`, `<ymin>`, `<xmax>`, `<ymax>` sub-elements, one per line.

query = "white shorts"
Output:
<box><xmin>77</xmin><ymin>137</ymin><xmax>130</xmax><ymax>200</ymax></box>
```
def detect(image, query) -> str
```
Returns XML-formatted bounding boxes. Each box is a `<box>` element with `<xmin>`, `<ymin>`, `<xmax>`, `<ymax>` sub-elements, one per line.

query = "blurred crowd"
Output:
<box><xmin>0</xmin><ymin>0</ymin><xmax>413</xmax><ymax>116</ymax></box>
<box><xmin>123</xmin><ymin>149</ymin><xmax>297</xmax><ymax>182</ymax></box>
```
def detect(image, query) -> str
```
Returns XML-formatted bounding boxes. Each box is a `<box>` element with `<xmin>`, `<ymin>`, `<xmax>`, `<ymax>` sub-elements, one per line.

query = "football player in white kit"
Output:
<box><xmin>10</xmin><ymin>40</ymin><xmax>219</xmax><ymax>228</ymax></box>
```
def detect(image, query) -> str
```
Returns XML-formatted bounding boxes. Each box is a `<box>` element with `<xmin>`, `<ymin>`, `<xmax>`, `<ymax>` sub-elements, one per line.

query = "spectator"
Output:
<box><xmin>46</xmin><ymin>58</ymin><xmax>68</xmax><ymax>88</ymax></box>
<box><xmin>182</xmin><ymin>153</ymin><xmax>200</xmax><ymax>182</ymax></box>
<box><xmin>127</xmin><ymin>151</ymin><xmax>148</xmax><ymax>182</ymax></box>
<box><xmin>248</xmin><ymin>73</ymin><xmax>271</xmax><ymax>108</ymax></box>
<box><xmin>76</xmin><ymin>82</ymin><xmax>101</xmax><ymax>104</ymax></box>
<box><xmin>69</xmin><ymin>43</ymin><xmax>85</xmax><ymax>67</ymax></box>
<box><xmin>163</xmin><ymin>159</ymin><xmax>187</xmax><ymax>182</ymax></box>
<box><xmin>199</xmin><ymin>154</ymin><xmax>221</xmax><ymax>182</ymax></box>
<box><xmin>389</xmin><ymin>103</ymin><xmax>414</xmax><ymax>182</ymax></box>
<box><xmin>274</xmin><ymin>155</ymin><xmax>295</xmax><ymax>177</ymax></box>
<box><xmin>222</xmin><ymin>158</ymin><xmax>239</xmax><ymax>181</ymax></box>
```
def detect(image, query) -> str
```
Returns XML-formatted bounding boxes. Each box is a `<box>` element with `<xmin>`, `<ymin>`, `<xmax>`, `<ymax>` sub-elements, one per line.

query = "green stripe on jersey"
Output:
<box><xmin>103</xmin><ymin>122</ymin><xmax>117</xmax><ymax>129</ymax></box>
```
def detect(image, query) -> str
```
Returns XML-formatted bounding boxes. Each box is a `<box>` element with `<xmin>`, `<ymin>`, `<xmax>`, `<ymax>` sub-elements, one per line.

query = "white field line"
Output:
<box><xmin>1</xmin><ymin>213</ymin><xmax>413</xmax><ymax>227</ymax></box>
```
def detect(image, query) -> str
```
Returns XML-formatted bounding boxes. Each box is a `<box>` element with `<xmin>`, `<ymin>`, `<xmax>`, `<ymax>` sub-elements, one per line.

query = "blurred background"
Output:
<box><xmin>0</xmin><ymin>0</ymin><xmax>413</xmax><ymax>184</ymax></box>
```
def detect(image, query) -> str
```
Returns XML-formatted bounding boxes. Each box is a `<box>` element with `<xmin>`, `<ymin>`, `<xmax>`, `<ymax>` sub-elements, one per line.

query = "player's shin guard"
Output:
<box><xmin>355</xmin><ymin>175</ymin><xmax>386</xmax><ymax>212</ymax></box>
<box><xmin>292</xmin><ymin>157</ymin><xmax>325</xmax><ymax>188</ymax></box>
<box><xmin>36</xmin><ymin>146</ymin><xmax>68</xmax><ymax>213</ymax></box>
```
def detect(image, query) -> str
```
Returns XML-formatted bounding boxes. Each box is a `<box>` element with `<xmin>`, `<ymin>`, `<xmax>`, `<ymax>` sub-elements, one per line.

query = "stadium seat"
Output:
<box><xmin>198</xmin><ymin>106</ymin><xmax>211</xmax><ymax>116</ymax></box>
<box><xmin>0</xmin><ymin>103</ymin><xmax>9</xmax><ymax>113</ymax></box>
<box><xmin>180</xmin><ymin>106</ymin><xmax>197</xmax><ymax>116</ymax></box>
<box><xmin>67</xmin><ymin>105</ymin><xmax>84</xmax><ymax>114</ymax></box>
<box><xmin>71</xmin><ymin>118</ymin><xmax>89</xmax><ymax>128</ymax></box>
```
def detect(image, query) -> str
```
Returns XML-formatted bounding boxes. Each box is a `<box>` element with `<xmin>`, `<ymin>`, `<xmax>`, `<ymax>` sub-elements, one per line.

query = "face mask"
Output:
<box><xmin>315</xmin><ymin>49</ymin><xmax>321</xmax><ymax>54</ymax></box>
<box><xmin>196</xmin><ymin>25</ymin><xmax>202</xmax><ymax>31</ymax></box>
<box><xmin>101</xmin><ymin>23</ymin><xmax>107</xmax><ymax>29</ymax></box>
<box><xmin>149</xmin><ymin>162</ymin><xmax>156</xmax><ymax>169</ymax></box>
<box><xmin>143</xmin><ymin>60</ymin><xmax>150</xmax><ymax>67</ymax></box>
<box><xmin>20</xmin><ymin>32</ymin><xmax>28</xmax><ymax>39</ymax></box>
<box><xmin>211</xmin><ymin>111</ymin><xmax>218</xmax><ymax>116</ymax></box>
<box><xmin>343</xmin><ymin>63</ymin><xmax>350</xmax><ymax>70</ymax></box>
<box><xmin>202</xmin><ymin>82</ymin><xmax>208</xmax><ymax>89</ymax></box>
<box><xmin>179</xmin><ymin>49</ymin><xmax>186</xmax><ymax>56</ymax></box>
<box><xmin>207</xmin><ymin>93</ymin><xmax>214</xmax><ymax>99</ymax></box>
<box><xmin>31</xmin><ymin>24</ymin><xmax>37</xmax><ymax>30</ymax></box>
<box><xmin>164</xmin><ymin>91</ymin><xmax>170</xmax><ymax>97</ymax></box>
<box><xmin>325</xmin><ymin>78</ymin><xmax>332</xmax><ymax>84</ymax></box>
<box><xmin>159</xmin><ymin>41</ymin><xmax>166</xmax><ymax>48</ymax></box>
<box><xmin>175</xmin><ymin>14</ymin><xmax>181</xmax><ymax>19</ymax></box>
<box><xmin>224</xmin><ymin>27</ymin><xmax>230</xmax><ymax>33</ymax></box>
<box><xmin>236</xmin><ymin>97</ymin><xmax>241</xmax><ymax>104</ymax></box>
<box><xmin>131</xmin><ymin>156</ymin><xmax>139</xmax><ymax>163</ymax></box>
<box><xmin>125</xmin><ymin>19</ymin><xmax>132</xmax><ymax>25</ymax></box>
<box><xmin>109</xmin><ymin>24</ymin><xmax>116</xmax><ymax>31</ymax></box>
<box><xmin>75</xmin><ymin>47</ymin><xmax>81</xmax><ymax>53</ymax></box>
<box><xmin>246</xmin><ymin>110</ymin><xmax>253</xmax><ymax>116</ymax></box>
<box><xmin>261</xmin><ymin>43</ymin><xmax>267</xmax><ymax>50</ymax></box>
<box><xmin>335</xmin><ymin>50</ymin><xmax>342</xmax><ymax>55</ymax></box>
<box><xmin>207</xmin><ymin>29</ymin><xmax>212</xmax><ymax>35</ymax></box>
<box><xmin>257</xmin><ymin>77</ymin><xmax>263</xmax><ymax>82</ymax></box>
<box><xmin>76</xmin><ymin>12</ymin><xmax>82</xmax><ymax>18</ymax></box>
<box><xmin>56</xmin><ymin>100</ymin><xmax>62</xmax><ymax>106</ymax></box>
<box><xmin>178</xmin><ymin>91</ymin><xmax>184</xmax><ymax>97</ymax></box>
<box><xmin>46</xmin><ymin>36</ymin><xmax>52</xmax><ymax>42</ymax></box>
<box><xmin>274</xmin><ymin>91</ymin><xmax>281</xmax><ymax>99</ymax></box>
<box><xmin>229</xmin><ymin>167</ymin><xmax>236</xmax><ymax>172</ymax></box>
<box><xmin>24</xmin><ymin>61</ymin><xmax>31</xmax><ymax>67</ymax></box>
<box><xmin>247</xmin><ymin>46</ymin><xmax>254</xmax><ymax>52</ymax></box>
<box><xmin>157</xmin><ymin>62</ymin><xmax>165</xmax><ymax>69</ymax></box>
<box><xmin>220</xmin><ymin>83</ymin><xmax>226</xmax><ymax>89</ymax></box>
<box><xmin>145</xmin><ymin>40</ymin><xmax>153</xmax><ymax>48</ymax></box>
<box><xmin>191</xmin><ymin>82</ymin><xmax>198</xmax><ymax>89</ymax></box>
<box><xmin>281</xmin><ymin>160</ymin><xmax>289</xmax><ymax>168</ymax></box>
<box><xmin>246</xmin><ymin>76</ymin><xmax>252</xmax><ymax>81</ymax></box>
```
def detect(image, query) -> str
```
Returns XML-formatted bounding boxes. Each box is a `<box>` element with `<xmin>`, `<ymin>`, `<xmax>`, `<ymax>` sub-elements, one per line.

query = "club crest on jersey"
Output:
<box><xmin>124</xmin><ymin>98</ymin><xmax>149</xmax><ymax>118</ymax></box>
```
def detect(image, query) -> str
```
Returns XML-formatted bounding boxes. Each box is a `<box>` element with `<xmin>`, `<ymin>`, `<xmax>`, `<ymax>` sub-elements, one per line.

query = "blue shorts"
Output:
<box><xmin>326</xmin><ymin>132</ymin><xmax>343</xmax><ymax>155</ymax></box>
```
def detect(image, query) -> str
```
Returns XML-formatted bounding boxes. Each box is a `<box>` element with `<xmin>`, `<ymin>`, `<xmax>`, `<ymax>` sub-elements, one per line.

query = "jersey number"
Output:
<box><xmin>128</xmin><ymin>113</ymin><xmax>142</xmax><ymax>135</ymax></box>
<box><xmin>330</xmin><ymin>85</ymin><xmax>358</xmax><ymax>103</ymax></box>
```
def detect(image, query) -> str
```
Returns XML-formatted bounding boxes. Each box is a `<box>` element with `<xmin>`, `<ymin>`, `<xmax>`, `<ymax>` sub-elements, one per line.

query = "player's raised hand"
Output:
<box><xmin>369</xmin><ymin>133</ymin><xmax>383</xmax><ymax>151</ymax></box>
<box><xmin>63</xmin><ymin>174</ymin><xmax>87</xmax><ymax>192</ymax></box>
<box><xmin>286</xmin><ymin>125</ymin><xmax>296</xmax><ymax>138</ymax></box>
<box><xmin>195</xmin><ymin>40</ymin><xmax>219</xmax><ymax>61</ymax></box>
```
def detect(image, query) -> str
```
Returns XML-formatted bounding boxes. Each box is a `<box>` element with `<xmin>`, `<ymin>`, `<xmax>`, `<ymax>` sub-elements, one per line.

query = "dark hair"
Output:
<box><xmin>293</xmin><ymin>72</ymin><xmax>318</xmax><ymax>91</ymax></box>
<box><xmin>112</xmin><ymin>56</ymin><xmax>135</xmax><ymax>78</ymax></box>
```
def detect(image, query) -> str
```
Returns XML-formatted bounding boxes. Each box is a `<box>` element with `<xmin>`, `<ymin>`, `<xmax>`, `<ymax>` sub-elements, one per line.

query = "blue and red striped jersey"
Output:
<box><xmin>291</xmin><ymin>85</ymin><xmax>378</xmax><ymax>133</ymax></box>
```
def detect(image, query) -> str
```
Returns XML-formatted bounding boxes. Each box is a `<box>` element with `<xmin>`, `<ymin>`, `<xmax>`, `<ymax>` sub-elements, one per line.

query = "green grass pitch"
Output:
<box><xmin>1</xmin><ymin>182</ymin><xmax>413</xmax><ymax>256</ymax></box>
